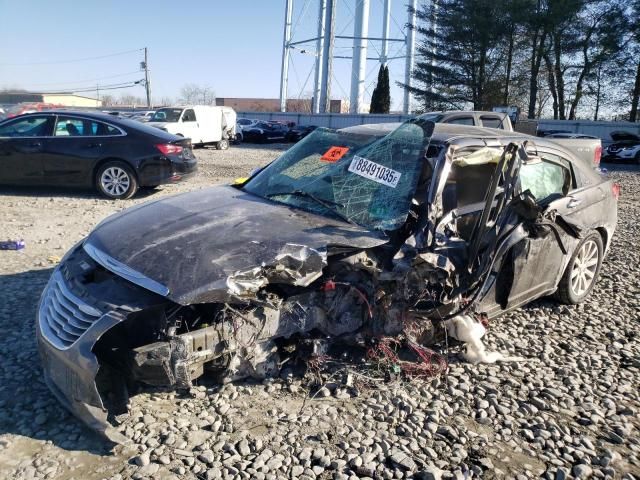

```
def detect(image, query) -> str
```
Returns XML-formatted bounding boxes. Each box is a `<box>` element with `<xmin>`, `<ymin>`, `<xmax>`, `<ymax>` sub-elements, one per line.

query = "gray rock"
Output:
<box><xmin>572</xmin><ymin>464</ymin><xmax>593</xmax><ymax>478</ymax></box>
<box><xmin>198</xmin><ymin>450</ymin><xmax>215</xmax><ymax>464</ymax></box>
<box><xmin>133</xmin><ymin>451</ymin><xmax>150</xmax><ymax>467</ymax></box>
<box><xmin>389</xmin><ymin>449</ymin><xmax>417</xmax><ymax>471</ymax></box>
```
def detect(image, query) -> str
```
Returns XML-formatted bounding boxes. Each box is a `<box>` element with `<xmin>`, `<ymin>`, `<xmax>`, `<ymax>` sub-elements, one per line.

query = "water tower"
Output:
<box><xmin>279</xmin><ymin>0</ymin><xmax>418</xmax><ymax>114</ymax></box>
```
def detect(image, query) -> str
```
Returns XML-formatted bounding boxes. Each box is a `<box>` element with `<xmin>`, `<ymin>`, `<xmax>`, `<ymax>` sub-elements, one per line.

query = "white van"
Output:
<box><xmin>148</xmin><ymin>105</ymin><xmax>237</xmax><ymax>149</ymax></box>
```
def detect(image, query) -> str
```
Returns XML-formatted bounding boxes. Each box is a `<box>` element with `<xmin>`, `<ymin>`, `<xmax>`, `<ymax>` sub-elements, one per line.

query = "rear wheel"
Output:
<box><xmin>96</xmin><ymin>161</ymin><xmax>138</xmax><ymax>200</ymax></box>
<box><xmin>635</xmin><ymin>151</ymin><xmax>640</xmax><ymax>164</ymax></box>
<box><xmin>216</xmin><ymin>139</ymin><xmax>229</xmax><ymax>150</ymax></box>
<box><xmin>555</xmin><ymin>232</ymin><xmax>603</xmax><ymax>304</ymax></box>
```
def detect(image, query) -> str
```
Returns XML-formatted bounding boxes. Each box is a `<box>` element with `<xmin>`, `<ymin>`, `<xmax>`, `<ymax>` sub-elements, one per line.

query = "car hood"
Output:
<box><xmin>84</xmin><ymin>186</ymin><xmax>387</xmax><ymax>305</ymax></box>
<box><xmin>610</xmin><ymin>131</ymin><xmax>640</xmax><ymax>142</ymax></box>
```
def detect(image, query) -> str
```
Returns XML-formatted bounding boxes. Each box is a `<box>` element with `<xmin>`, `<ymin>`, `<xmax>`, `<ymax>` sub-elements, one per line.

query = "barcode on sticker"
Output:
<box><xmin>348</xmin><ymin>155</ymin><xmax>401</xmax><ymax>188</ymax></box>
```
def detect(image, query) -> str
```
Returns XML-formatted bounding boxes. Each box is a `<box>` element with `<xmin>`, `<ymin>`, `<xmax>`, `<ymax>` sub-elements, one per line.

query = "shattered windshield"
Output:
<box><xmin>243</xmin><ymin>119</ymin><xmax>434</xmax><ymax>231</ymax></box>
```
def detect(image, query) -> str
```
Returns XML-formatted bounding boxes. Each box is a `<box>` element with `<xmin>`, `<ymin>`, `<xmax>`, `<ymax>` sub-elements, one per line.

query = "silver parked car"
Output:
<box><xmin>36</xmin><ymin>121</ymin><xmax>617</xmax><ymax>440</ymax></box>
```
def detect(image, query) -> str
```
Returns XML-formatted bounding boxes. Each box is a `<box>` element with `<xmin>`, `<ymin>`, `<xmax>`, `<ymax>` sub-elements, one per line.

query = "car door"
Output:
<box><xmin>492</xmin><ymin>154</ymin><xmax>577</xmax><ymax>311</ymax></box>
<box><xmin>179</xmin><ymin>109</ymin><xmax>199</xmax><ymax>143</ymax></box>
<box><xmin>0</xmin><ymin>115</ymin><xmax>54</xmax><ymax>184</ymax></box>
<box><xmin>43</xmin><ymin>115</ymin><xmax>111</xmax><ymax>186</ymax></box>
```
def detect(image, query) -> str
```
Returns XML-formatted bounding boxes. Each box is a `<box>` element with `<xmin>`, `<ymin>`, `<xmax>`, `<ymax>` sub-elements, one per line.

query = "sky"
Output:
<box><xmin>0</xmin><ymin>0</ymin><xmax>413</xmax><ymax>111</ymax></box>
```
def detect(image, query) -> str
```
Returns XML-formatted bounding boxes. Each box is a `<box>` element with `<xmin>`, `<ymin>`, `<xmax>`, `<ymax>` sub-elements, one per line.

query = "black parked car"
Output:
<box><xmin>242</xmin><ymin>121</ymin><xmax>289</xmax><ymax>143</ymax></box>
<box><xmin>0</xmin><ymin>111</ymin><xmax>197</xmax><ymax>199</ymax></box>
<box><xmin>286</xmin><ymin>124</ymin><xmax>318</xmax><ymax>142</ymax></box>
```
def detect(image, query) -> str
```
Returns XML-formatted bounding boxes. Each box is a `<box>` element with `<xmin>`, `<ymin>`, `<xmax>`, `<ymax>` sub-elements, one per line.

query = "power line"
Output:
<box><xmin>20</xmin><ymin>71</ymin><xmax>142</xmax><ymax>88</ymax></box>
<box><xmin>37</xmin><ymin>81</ymin><xmax>143</xmax><ymax>95</ymax></box>
<box><xmin>0</xmin><ymin>48</ymin><xmax>143</xmax><ymax>66</ymax></box>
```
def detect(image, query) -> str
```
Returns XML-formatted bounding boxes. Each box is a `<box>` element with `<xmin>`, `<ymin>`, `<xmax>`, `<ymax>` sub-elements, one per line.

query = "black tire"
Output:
<box><xmin>555</xmin><ymin>231</ymin><xmax>603</xmax><ymax>304</ymax></box>
<box><xmin>216</xmin><ymin>139</ymin><xmax>229</xmax><ymax>150</ymax></box>
<box><xmin>635</xmin><ymin>151</ymin><xmax>640</xmax><ymax>165</ymax></box>
<box><xmin>95</xmin><ymin>161</ymin><xmax>138</xmax><ymax>200</ymax></box>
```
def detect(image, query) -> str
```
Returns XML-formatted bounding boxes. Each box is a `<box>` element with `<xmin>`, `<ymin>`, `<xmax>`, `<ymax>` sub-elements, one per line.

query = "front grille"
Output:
<box><xmin>39</xmin><ymin>271</ymin><xmax>102</xmax><ymax>349</ymax></box>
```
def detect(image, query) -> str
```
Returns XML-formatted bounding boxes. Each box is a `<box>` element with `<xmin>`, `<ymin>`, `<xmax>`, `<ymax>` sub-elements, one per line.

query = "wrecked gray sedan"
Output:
<box><xmin>36</xmin><ymin>120</ymin><xmax>617</xmax><ymax>440</ymax></box>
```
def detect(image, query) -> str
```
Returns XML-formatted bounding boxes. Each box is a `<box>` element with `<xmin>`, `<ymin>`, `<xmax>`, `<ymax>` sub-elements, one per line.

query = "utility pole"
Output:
<box><xmin>143</xmin><ymin>47</ymin><xmax>151</xmax><ymax>108</ymax></box>
<box><xmin>96</xmin><ymin>84</ymin><xmax>100</xmax><ymax>105</ymax></box>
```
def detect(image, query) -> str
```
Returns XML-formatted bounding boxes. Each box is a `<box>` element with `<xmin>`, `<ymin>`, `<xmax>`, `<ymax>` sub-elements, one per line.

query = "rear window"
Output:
<box><xmin>480</xmin><ymin>116</ymin><xmax>503</xmax><ymax>129</ymax></box>
<box><xmin>446</xmin><ymin>117</ymin><xmax>474</xmax><ymax>126</ymax></box>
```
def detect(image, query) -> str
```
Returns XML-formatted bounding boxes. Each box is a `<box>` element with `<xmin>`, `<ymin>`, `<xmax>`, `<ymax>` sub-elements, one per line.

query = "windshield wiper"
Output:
<box><xmin>266</xmin><ymin>190</ymin><xmax>356</xmax><ymax>225</ymax></box>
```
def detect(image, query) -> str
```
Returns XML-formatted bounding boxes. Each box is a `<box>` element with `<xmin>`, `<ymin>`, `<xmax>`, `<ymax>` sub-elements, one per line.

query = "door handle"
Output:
<box><xmin>567</xmin><ymin>197</ymin><xmax>582</xmax><ymax>209</ymax></box>
<box><xmin>29</xmin><ymin>141</ymin><xmax>42</xmax><ymax>148</ymax></box>
<box><xmin>85</xmin><ymin>143</ymin><xmax>102</xmax><ymax>148</ymax></box>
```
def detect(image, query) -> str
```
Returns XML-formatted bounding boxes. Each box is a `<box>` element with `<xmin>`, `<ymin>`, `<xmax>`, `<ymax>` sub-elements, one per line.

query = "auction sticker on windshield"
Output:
<box><xmin>321</xmin><ymin>146</ymin><xmax>350</xmax><ymax>162</ymax></box>
<box><xmin>348</xmin><ymin>155</ymin><xmax>401</xmax><ymax>188</ymax></box>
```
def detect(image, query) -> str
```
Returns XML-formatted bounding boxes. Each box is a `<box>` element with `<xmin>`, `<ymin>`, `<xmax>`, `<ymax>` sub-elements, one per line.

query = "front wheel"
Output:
<box><xmin>96</xmin><ymin>161</ymin><xmax>138</xmax><ymax>200</ymax></box>
<box><xmin>555</xmin><ymin>232</ymin><xmax>603</xmax><ymax>304</ymax></box>
<box><xmin>216</xmin><ymin>139</ymin><xmax>229</xmax><ymax>150</ymax></box>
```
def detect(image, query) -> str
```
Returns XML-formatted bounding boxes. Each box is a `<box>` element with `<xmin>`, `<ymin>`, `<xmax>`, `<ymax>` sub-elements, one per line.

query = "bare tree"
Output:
<box><xmin>118</xmin><ymin>94</ymin><xmax>144</xmax><ymax>106</ymax></box>
<box><xmin>100</xmin><ymin>94</ymin><xmax>115</xmax><ymax>106</ymax></box>
<box><xmin>179</xmin><ymin>84</ymin><xmax>216</xmax><ymax>105</ymax></box>
<box><xmin>157</xmin><ymin>96</ymin><xmax>175</xmax><ymax>107</ymax></box>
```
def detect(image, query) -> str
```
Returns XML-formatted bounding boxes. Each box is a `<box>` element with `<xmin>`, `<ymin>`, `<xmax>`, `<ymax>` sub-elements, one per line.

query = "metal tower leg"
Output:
<box><xmin>403</xmin><ymin>0</ymin><xmax>417</xmax><ymax>114</ymax></box>
<box><xmin>381</xmin><ymin>0</ymin><xmax>391</xmax><ymax>67</ymax></box>
<box><xmin>350</xmin><ymin>0</ymin><xmax>370</xmax><ymax>114</ymax></box>
<box><xmin>312</xmin><ymin>0</ymin><xmax>327</xmax><ymax>114</ymax></box>
<box><xmin>319</xmin><ymin>0</ymin><xmax>335</xmax><ymax>113</ymax></box>
<box><xmin>279</xmin><ymin>0</ymin><xmax>293</xmax><ymax>112</ymax></box>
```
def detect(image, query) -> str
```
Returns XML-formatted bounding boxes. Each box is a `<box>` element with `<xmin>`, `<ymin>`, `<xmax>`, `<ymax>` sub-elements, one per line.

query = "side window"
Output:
<box><xmin>446</xmin><ymin>117</ymin><xmax>474</xmax><ymax>126</ymax></box>
<box><xmin>520</xmin><ymin>160</ymin><xmax>571</xmax><ymax>202</ymax></box>
<box><xmin>182</xmin><ymin>109</ymin><xmax>196</xmax><ymax>122</ymax></box>
<box><xmin>0</xmin><ymin>116</ymin><xmax>51</xmax><ymax>137</ymax></box>
<box><xmin>93</xmin><ymin>121</ymin><xmax>122</xmax><ymax>136</ymax></box>
<box><xmin>480</xmin><ymin>116</ymin><xmax>503</xmax><ymax>129</ymax></box>
<box><xmin>55</xmin><ymin>117</ymin><xmax>85</xmax><ymax>136</ymax></box>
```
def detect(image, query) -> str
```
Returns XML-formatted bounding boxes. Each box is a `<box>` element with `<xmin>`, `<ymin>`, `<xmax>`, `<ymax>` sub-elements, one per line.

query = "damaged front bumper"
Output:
<box><xmin>36</xmin><ymin>270</ymin><xmax>129</xmax><ymax>443</ymax></box>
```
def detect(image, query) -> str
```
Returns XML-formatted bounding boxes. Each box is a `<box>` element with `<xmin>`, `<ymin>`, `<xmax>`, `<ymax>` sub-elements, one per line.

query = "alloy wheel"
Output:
<box><xmin>570</xmin><ymin>239</ymin><xmax>599</xmax><ymax>297</ymax></box>
<box><xmin>100</xmin><ymin>167</ymin><xmax>131</xmax><ymax>197</ymax></box>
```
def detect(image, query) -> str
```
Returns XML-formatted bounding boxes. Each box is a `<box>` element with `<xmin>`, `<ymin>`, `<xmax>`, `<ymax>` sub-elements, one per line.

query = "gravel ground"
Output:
<box><xmin>0</xmin><ymin>145</ymin><xmax>638</xmax><ymax>480</ymax></box>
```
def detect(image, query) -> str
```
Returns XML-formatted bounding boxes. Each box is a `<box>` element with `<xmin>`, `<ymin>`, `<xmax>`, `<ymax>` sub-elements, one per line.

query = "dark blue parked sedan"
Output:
<box><xmin>0</xmin><ymin>111</ymin><xmax>197</xmax><ymax>199</ymax></box>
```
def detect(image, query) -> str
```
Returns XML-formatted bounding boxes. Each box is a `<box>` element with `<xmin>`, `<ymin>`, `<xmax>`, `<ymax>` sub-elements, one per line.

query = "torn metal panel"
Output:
<box><xmin>227</xmin><ymin>244</ymin><xmax>328</xmax><ymax>298</ymax></box>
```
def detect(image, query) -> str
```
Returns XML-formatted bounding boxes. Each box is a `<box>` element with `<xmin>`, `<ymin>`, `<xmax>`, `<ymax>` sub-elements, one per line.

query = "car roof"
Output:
<box><xmin>9</xmin><ymin>110</ymin><xmax>126</xmax><ymax>123</ymax></box>
<box><xmin>5</xmin><ymin>110</ymin><xmax>182</xmax><ymax>141</ymax></box>
<box><xmin>340</xmin><ymin>122</ymin><xmax>588</xmax><ymax>162</ymax></box>
<box><xmin>341</xmin><ymin>122</ymin><xmax>522</xmax><ymax>141</ymax></box>
<box><xmin>420</xmin><ymin>110</ymin><xmax>506</xmax><ymax>117</ymax></box>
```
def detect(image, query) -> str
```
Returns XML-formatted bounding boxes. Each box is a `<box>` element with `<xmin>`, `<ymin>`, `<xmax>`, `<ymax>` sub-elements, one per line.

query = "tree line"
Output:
<box><xmin>403</xmin><ymin>0</ymin><xmax>640</xmax><ymax>121</ymax></box>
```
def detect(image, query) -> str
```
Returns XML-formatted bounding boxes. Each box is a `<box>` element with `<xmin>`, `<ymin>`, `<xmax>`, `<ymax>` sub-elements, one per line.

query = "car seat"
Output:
<box><xmin>66</xmin><ymin>123</ymin><xmax>80</xmax><ymax>136</ymax></box>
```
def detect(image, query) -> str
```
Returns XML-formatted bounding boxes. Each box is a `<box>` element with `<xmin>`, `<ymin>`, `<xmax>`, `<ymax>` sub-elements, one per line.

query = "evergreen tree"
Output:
<box><xmin>380</xmin><ymin>66</ymin><xmax>391</xmax><ymax>113</ymax></box>
<box><xmin>370</xmin><ymin>65</ymin><xmax>389</xmax><ymax>113</ymax></box>
<box><xmin>401</xmin><ymin>0</ymin><xmax>508</xmax><ymax>111</ymax></box>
